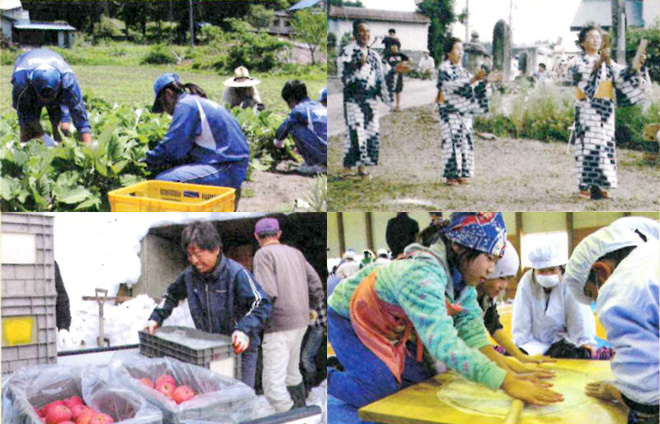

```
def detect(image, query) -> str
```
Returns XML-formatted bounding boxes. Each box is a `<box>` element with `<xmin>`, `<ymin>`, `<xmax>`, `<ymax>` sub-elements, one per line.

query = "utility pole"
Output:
<box><xmin>509</xmin><ymin>0</ymin><xmax>514</xmax><ymax>45</ymax></box>
<box><xmin>189</xmin><ymin>0</ymin><xmax>194</xmax><ymax>48</ymax></box>
<box><xmin>611</xmin><ymin>0</ymin><xmax>626</xmax><ymax>64</ymax></box>
<box><xmin>465</xmin><ymin>0</ymin><xmax>470</xmax><ymax>43</ymax></box>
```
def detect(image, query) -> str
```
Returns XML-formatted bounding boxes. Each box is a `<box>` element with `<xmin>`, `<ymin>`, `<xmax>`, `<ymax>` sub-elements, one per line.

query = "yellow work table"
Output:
<box><xmin>359</xmin><ymin>359</ymin><xmax>626</xmax><ymax>424</ymax></box>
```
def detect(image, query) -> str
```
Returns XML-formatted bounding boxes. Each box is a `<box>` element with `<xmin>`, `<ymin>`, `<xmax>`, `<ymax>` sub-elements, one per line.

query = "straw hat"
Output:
<box><xmin>223</xmin><ymin>66</ymin><xmax>261</xmax><ymax>87</ymax></box>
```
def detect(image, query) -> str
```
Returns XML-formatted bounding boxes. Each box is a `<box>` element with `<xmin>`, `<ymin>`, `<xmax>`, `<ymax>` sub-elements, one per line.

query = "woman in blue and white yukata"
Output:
<box><xmin>147</xmin><ymin>73</ymin><xmax>250</xmax><ymax>206</ymax></box>
<box><xmin>569</xmin><ymin>24</ymin><xmax>646</xmax><ymax>200</ymax></box>
<box><xmin>435</xmin><ymin>37</ymin><xmax>502</xmax><ymax>186</ymax></box>
<box><xmin>338</xmin><ymin>19</ymin><xmax>389</xmax><ymax>180</ymax></box>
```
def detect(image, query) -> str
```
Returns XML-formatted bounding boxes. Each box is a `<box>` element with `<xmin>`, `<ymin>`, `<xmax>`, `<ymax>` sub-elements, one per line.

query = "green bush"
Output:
<box><xmin>141</xmin><ymin>44</ymin><xmax>177</xmax><ymax>65</ymax></box>
<box><xmin>93</xmin><ymin>15</ymin><xmax>125</xmax><ymax>39</ymax></box>
<box><xmin>145</xmin><ymin>21</ymin><xmax>179</xmax><ymax>44</ymax></box>
<box><xmin>225</xmin><ymin>31</ymin><xmax>289</xmax><ymax>72</ymax></box>
<box><xmin>1</xmin><ymin>48</ymin><xmax>19</xmax><ymax>65</ymax></box>
<box><xmin>626</xmin><ymin>24</ymin><xmax>659</xmax><ymax>83</ymax></box>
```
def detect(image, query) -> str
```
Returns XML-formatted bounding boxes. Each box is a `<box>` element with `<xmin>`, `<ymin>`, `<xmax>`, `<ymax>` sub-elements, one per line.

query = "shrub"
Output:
<box><xmin>141</xmin><ymin>44</ymin><xmax>177</xmax><ymax>65</ymax></box>
<box><xmin>225</xmin><ymin>31</ymin><xmax>289</xmax><ymax>72</ymax></box>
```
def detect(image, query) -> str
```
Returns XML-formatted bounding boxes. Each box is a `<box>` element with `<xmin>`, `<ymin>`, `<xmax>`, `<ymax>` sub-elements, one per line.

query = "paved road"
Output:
<box><xmin>328</xmin><ymin>77</ymin><xmax>438</xmax><ymax>137</ymax></box>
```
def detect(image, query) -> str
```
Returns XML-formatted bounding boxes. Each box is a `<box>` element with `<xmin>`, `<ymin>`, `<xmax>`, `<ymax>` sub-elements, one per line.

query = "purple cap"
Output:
<box><xmin>255</xmin><ymin>217</ymin><xmax>280</xmax><ymax>234</ymax></box>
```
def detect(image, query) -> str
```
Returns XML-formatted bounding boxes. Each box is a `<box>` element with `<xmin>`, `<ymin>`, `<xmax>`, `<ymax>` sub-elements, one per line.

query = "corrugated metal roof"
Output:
<box><xmin>13</xmin><ymin>21</ymin><xmax>76</xmax><ymax>31</ymax></box>
<box><xmin>570</xmin><ymin>0</ymin><xmax>644</xmax><ymax>30</ymax></box>
<box><xmin>328</xmin><ymin>6</ymin><xmax>430</xmax><ymax>24</ymax></box>
<box><xmin>288</xmin><ymin>0</ymin><xmax>322</xmax><ymax>11</ymax></box>
<box><xmin>0</xmin><ymin>0</ymin><xmax>22</xmax><ymax>11</ymax></box>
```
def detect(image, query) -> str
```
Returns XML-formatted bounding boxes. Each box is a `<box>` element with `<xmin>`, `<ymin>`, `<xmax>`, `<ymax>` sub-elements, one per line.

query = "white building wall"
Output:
<box><xmin>329</xmin><ymin>18</ymin><xmax>429</xmax><ymax>52</ymax></box>
<box><xmin>1</xmin><ymin>17</ymin><xmax>13</xmax><ymax>39</ymax></box>
<box><xmin>643</xmin><ymin>0</ymin><xmax>659</xmax><ymax>28</ymax></box>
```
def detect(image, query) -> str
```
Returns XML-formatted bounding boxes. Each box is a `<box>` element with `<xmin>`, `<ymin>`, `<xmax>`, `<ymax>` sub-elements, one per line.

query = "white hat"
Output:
<box><xmin>564</xmin><ymin>222</ymin><xmax>646</xmax><ymax>305</ymax></box>
<box><xmin>377</xmin><ymin>248</ymin><xmax>388</xmax><ymax>258</ymax></box>
<box><xmin>608</xmin><ymin>217</ymin><xmax>659</xmax><ymax>242</ymax></box>
<box><xmin>528</xmin><ymin>241</ymin><xmax>568</xmax><ymax>269</ymax></box>
<box><xmin>488</xmin><ymin>240</ymin><xmax>519</xmax><ymax>279</ymax></box>
<box><xmin>343</xmin><ymin>250</ymin><xmax>356</xmax><ymax>260</ymax></box>
<box><xmin>223</xmin><ymin>66</ymin><xmax>261</xmax><ymax>87</ymax></box>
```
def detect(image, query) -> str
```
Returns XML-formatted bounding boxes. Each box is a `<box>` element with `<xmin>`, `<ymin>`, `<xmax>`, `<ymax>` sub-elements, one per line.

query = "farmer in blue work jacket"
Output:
<box><xmin>274</xmin><ymin>80</ymin><xmax>327</xmax><ymax>175</ymax></box>
<box><xmin>145</xmin><ymin>221</ymin><xmax>272</xmax><ymax>388</ymax></box>
<box><xmin>146</xmin><ymin>73</ymin><xmax>250</xmax><ymax>207</ymax></box>
<box><xmin>11</xmin><ymin>48</ymin><xmax>92</xmax><ymax>146</ymax></box>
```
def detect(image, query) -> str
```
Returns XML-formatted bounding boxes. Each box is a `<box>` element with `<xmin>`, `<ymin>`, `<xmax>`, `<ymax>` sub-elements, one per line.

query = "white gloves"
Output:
<box><xmin>232</xmin><ymin>330</ymin><xmax>250</xmax><ymax>354</ymax></box>
<box><xmin>144</xmin><ymin>320</ymin><xmax>159</xmax><ymax>335</ymax></box>
<box><xmin>273</xmin><ymin>138</ymin><xmax>284</xmax><ymax>148</ymax></box>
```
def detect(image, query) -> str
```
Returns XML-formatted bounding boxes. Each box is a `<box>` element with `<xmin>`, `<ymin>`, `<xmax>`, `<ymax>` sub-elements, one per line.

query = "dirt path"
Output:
<box><xmin>238</xmin><ymin>161</ymin><xmax>321</xmax><ymax>211</ymax></box>
<box><xmin>327</xmin><ymin>77</ymin><xmax>437</xmax><ymax>137</ymax></box>
<box><xmin>328</xmin><ymin>104</ymin><xmax>659</xmax><ymax>211</ymax></box>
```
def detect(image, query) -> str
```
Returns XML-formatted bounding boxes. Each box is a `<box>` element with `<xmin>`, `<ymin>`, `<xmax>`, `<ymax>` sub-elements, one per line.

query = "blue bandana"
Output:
<box><xmin>443</xmin><ymin>212</ymin><xmax>507</xmax><ymax>257</ymax></box>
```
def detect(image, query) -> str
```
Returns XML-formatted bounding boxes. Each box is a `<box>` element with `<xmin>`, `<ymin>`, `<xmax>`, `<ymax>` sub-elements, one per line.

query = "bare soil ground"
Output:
<box><xmin>328</xmin><ymin>104</ymin><xmax>660</xmax><ymax>211</ymax></box>
<box><xmin>239</xmin><ymin>161</ymin><xmax>319</xmax><ymax>211</ymax></box>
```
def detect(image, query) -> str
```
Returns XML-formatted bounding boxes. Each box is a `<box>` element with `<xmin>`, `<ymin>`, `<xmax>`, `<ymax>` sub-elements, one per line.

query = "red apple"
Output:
<box><xmin>172</xmin><ymin>385</ymin><xmax>195</xmax><ymax>404</ymax></box>
<box><xmin>43</xmin><ymin>401</ymin><xmax>65</xmax><ymax>416</ymax></box>
<box><xmin>75</xmin><ymin>409</ymin><xmax>95</xmax><ymax>424</ymax></box>
<box><xmin>156</xmin><ymin>381</ymin><xmax>175</xmax><ymax>399</ymax></box>
<box><xmin>138</xmin><ymin>378</ymin><xmax>155</xmax><ymax>389</ymax></box>
<box><xmin>70</xmin><ymin>405</ymin><xmax>90</xmax><ymax>420</ymax></box>
<box><xmin>155</xmin><ymin>374</ymin><xmax>176</xmax><ymax>387</ymax></box>
<box><xmin>90</xmin><ymin>413</ymin><xmax>114</xmax><ymax>424</ymax></box>
<box><xmin>64</xmin><ymin>396</ymin><xmax>84</xmax><ymax>409</ymax></box>
<box><xmin>46</xmin><ymin>404</ymin><xmax>72</xmax><ymax>424</ymax></box>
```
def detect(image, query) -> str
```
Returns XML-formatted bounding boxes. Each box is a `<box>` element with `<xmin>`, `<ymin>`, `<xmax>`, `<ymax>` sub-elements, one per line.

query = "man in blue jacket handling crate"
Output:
<box><xmin>145</xmin><ymin>221</ymin><xmax>272</xmax><ymax>388</ymax></box>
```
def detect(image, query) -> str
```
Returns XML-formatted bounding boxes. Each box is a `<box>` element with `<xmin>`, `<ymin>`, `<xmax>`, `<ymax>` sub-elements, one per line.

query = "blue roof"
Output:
<box><xmin>288</xmin><ymin>0</ymin><xmax>322</xmax><ymax>11</ymax></box>
<box><xmin>13</xmin><ymin>21</ymin><xmax>76</xmax><ymax>31</ymax></box>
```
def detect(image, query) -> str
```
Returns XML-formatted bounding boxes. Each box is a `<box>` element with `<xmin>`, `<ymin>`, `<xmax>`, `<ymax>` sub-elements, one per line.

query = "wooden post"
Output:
<box><xmin>365</xmin><ymin>212</ymin><xmax>374</xmax><ymax>252</ymax></box>
<box><xmin>337</xmin><ymin>212</ymin><xmax>346</xmax><ymax>255</ymax></box>
<box><xmin>566</xmin><ymin>212</ymin><xmax>574</xmax><ymax>253</ymax></box>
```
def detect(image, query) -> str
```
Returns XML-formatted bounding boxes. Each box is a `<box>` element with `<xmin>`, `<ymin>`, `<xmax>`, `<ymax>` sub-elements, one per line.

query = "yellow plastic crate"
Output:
<box><xmin>108</xmin><ymin>180</ymin><xmax>235</xmax><ymax>212</ymax></box>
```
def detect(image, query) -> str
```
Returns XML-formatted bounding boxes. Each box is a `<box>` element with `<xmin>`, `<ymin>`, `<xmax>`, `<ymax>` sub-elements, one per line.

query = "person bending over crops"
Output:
<box><xmin>274</xmin><ymin>80</ymin><xmax>327</xmax><ymax>175</ymax></box>
<box><xmin>146</xmin><ymin>73</ymin><xmax>250</xmax><ymax>206</ymax></box>
<box><xmin>11</xmin><ymin>48</ymin><xmax>92</xmax><ymax>146</ymax></box>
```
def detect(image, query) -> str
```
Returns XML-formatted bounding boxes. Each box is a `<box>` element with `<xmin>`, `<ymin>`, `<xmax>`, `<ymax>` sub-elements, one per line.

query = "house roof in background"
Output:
<box><xmin>570</xmin><ymin>0</ymin><xmax>644</xmax><ymax>30</ymax></box>
<box><xmin>329</xmin><ymin>6</ymin><xmax>430</xmax><ymax>24</ymax></box>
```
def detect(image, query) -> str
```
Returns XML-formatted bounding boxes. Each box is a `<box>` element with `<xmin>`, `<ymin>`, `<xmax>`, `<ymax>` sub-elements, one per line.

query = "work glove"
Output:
<box><xmin>232</xmin><ymin>330</ymin><xmax>250</xmax><ymax>354</ymax></box>
<box><xmin>273</xmin><ymin>138</ymin><xmax>284</xmax><ymax>148</ymax></box>
<box><xmin>144</xmin><ymin>319</ymin><xmax>159</xmax><ymax>336</ymax></box>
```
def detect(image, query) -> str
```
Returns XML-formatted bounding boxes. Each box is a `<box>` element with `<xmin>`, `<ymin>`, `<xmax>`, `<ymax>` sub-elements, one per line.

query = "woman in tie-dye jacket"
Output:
<box><xmin>327</xmin><ymin>212</ymin><xmax>563</xmax><ymax>408</ymax></box>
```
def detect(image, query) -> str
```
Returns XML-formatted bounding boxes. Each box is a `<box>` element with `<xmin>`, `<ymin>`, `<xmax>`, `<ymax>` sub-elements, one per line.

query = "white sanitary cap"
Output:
<box><xmin>377</xmin><ymin>248</ymin><xmax>388</xmax><ymax>257</ymax></box>
<box><xmin>488</xmin><ymin>240</ymin><xmax>519</xmax><ymax>279</ymax></box>
<box><xmin>343</xmin><ymin>250</ymin><xmax>356</xmax><ymax>260</ymax></box>
<box><xmin>564</xmin><ymin>220</ymin><xmax>647</xmax><ymax>305</ymax></box>
<box><xmin>528</xmin><ymin>241</ymin><xmax>568</xmax><ymax>269</ymax></box>
<box><xmin>608</xmin><ymin>216</ymin><xmax>659</xmax><ymax>242</ymax></box>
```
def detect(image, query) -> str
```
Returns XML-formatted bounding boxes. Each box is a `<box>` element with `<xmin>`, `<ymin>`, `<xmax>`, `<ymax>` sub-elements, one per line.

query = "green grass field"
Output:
<box><xmin>0</xmin><ymin>43</ymin><xmax>326</xmax><ymax>116</ymax></box>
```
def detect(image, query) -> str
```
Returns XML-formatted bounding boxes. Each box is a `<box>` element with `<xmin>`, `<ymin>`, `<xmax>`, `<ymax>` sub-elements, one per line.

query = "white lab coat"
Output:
<box><xmin>597</xmin><ymin>240</ymin><xmax>659</xmax><ymax>406</ymax></box>
<box><xmin>512</xmin><ymin>270</ymin><xmax>596</xmax><ymax>355</ymax></box>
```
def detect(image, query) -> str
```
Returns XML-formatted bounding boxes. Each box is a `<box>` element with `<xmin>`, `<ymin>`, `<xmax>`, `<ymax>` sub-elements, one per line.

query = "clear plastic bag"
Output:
<box><xmin>2</xmin><ymin>364</ymin><xmax>163</xmax><ymax>424</ymax></box>
<box><xmin>110</xmin><ymin>353</ymin><xmax>256</xmax><ymax>424</ymax></box>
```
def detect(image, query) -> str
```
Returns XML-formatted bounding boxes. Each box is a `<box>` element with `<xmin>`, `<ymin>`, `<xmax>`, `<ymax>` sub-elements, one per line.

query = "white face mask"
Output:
<box><xmin>535</xmin><ymin>273</ymin><xmax>560</xmax><ymax>288</ymax></box>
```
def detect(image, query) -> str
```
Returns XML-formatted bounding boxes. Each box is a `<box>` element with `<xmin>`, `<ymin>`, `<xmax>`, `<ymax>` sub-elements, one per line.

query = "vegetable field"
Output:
<box><xmin>0</xmin><ymin>61</ymin><xmax>326</xmax><ymax>212</ymax></box>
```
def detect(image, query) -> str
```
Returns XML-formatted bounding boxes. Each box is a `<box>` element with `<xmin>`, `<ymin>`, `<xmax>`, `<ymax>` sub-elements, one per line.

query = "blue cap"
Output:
<box><xmin>29</xmin><ymin>64</ymin><xmax>61</xmax><ymax>98</ymax></box>
<box><xmin>318</xmin><ymin>87</ymin><xmax>327</xmax><ymax>103</ymax></box>
<box><xmin>152</xmin><ymin>73</ymin><xmax>180</xmax><ymax>113</ymax></box>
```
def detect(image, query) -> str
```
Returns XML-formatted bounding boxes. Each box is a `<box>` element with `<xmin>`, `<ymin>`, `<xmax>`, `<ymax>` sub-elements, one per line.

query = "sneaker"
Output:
<box><xmin>327</xmin><ymin>356</ymin><xmax>344</xmax><ymax>372</ymax></box>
